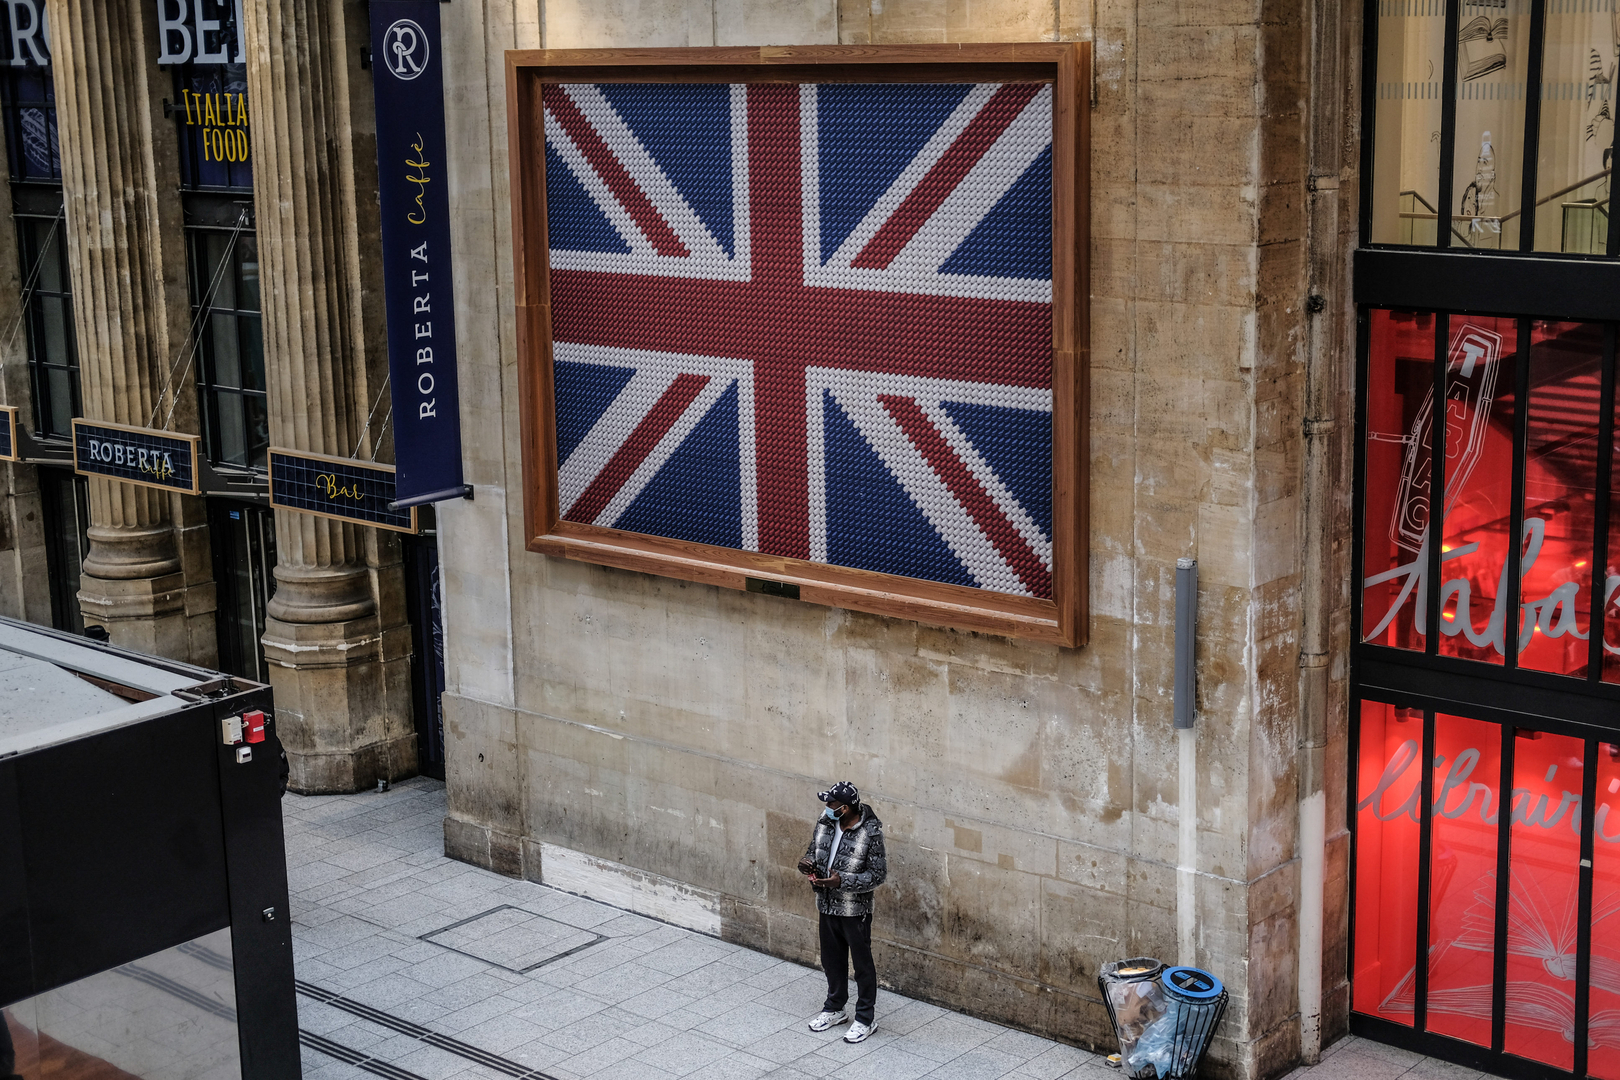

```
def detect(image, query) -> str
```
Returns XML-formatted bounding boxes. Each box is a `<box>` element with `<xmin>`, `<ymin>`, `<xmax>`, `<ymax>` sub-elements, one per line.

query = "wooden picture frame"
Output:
<box><xmin>506</xmin><ymin>44</ymin><xmax>1090</xmax><ymax>646</ymax></box>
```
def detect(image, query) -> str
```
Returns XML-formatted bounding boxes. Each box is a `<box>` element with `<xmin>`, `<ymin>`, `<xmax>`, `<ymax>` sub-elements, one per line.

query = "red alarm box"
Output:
<box><xmin>243</xmin><ymin>710</ymin><xmax>266</xmax><ymax>745</ymax></box>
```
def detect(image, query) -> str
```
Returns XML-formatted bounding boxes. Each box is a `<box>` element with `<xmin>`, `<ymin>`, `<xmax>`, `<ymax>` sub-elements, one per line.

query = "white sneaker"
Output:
<box><xmin>808</xmin><ymin>1010</ymin><xmax>849</xmax><ymax>1031</ymax></box>
<box><xmin>843</xmin><ymin>1020</ymin><xmax>875</xmax><ymax>1043</ymax></box>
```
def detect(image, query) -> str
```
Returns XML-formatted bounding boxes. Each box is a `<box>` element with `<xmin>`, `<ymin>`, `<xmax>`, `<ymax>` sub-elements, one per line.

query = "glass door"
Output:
<box><xmin>37</xmin><ymin>467</ymin><xmax>87</xmax><ymax>634</ymax></box>
<box><xmin>208</xmin><ymin>500</ymin><xmax>275</xmax><ymax>682</ymax></box>
<box><xmin>402</xmin><ymin>528</ymin><xmax>445</xmax><ymax>780</ymax></box>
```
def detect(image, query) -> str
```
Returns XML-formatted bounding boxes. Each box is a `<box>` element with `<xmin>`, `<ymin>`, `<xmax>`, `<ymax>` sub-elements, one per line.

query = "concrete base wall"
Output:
<box><xmin>436</xmin><ymin>1</ymin><xmax>1356</xmax><ymax>1077</ymax></box>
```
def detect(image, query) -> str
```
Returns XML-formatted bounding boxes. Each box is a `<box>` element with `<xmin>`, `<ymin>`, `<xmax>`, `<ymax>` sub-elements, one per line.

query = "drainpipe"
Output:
<box><xmin>1298</xmin><ymin>0</ymin><xmax>1347</xmax><ymax>1062</ymax></box>
<box><xmin>1175</xmin><ymin>558</ymin><xmax>1198</xmax><ymax>968</ymax></box>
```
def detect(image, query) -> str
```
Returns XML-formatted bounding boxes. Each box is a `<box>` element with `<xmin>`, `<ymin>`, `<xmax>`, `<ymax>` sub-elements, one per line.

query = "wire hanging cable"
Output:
<box><xmin>368</xmin><ymin>402</ymin><xmax>392</xmax><ymax>462</ymax></box>
<box><xmin>352</xmin><ymin>372</ymin><xmax>391</xmax><ymax>460</ymax></box>
<box><xmin>153</xmin><ymin>207</ymin><xmax>250</xmax><ymax>430</ymax></box>
<box><xmin>0</xmin><ymin>207</ymin><xmax>64</xmax><ymax>355</ymax></box>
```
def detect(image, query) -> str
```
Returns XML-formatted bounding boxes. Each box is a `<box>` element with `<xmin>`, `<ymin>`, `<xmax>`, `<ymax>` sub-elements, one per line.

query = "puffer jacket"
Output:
<box><xmin>801</xmin><ymin>804</ymin><xmax>887</xmax><ymax>917</ymax></box>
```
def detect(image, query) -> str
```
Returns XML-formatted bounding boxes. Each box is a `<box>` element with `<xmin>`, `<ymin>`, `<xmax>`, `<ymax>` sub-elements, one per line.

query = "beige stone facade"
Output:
<box><xmin>434</xmin><ymin>1</ymin><xmax>1361</xmax><ymax>1078</ymax></box>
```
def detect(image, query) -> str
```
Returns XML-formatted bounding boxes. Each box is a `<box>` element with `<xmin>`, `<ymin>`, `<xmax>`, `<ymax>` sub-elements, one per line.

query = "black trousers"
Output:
<box><xmin>818</xmin><ymin>911</ymin><xmax>877</xmax><ymax>1024</ymax></box>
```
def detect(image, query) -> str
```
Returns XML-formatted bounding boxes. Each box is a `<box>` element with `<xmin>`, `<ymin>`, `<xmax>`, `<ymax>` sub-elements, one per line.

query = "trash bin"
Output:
<box><xmin>1099</xmin><ymin>961</ymin><xmax>1228</xmax><ymax>1079</ymax></box>
<box><xmin>1097</xmin><ymin>958</ymin><xmax>1166</xmax><ymax>1080</ymax></box>
<box><xmin>1153</xmin><ymin>967</ymin><xmax>1228</xmax><ymax>1078</ymax></box>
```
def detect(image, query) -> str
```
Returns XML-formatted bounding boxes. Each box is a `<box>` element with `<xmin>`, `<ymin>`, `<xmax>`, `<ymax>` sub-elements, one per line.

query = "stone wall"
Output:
<box><xmin>436</xmin><ymin>2</ymin><xmax>1354</xmax><ymax>1077</ymax></box>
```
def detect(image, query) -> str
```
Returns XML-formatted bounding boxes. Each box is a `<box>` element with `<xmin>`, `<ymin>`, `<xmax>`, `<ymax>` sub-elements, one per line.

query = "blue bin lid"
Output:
<box><xmin>1162</xmin><ymin>966</ymin><xmax>1223</xmax><ymax>1001</ymax></box>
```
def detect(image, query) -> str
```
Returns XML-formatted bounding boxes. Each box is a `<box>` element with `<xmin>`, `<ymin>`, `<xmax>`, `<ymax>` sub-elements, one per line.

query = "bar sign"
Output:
<box><xmin>267</xmin><ymin>448</ymin><xmax>417</xmax><ymax>534</ymax></box>
<box><xmin>0</xmin><ymin>406</ymin><xmax>16</xmax><ymax>462</ymax></box>
<box><xmin>72</xmin><ymin>419</ymin><xmax>200</xmax><ymax>494</ymax></box>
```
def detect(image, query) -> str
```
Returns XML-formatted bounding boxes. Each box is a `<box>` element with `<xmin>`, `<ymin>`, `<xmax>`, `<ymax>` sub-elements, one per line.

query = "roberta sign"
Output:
<box><xmin>72</xmin><ymin>420</ymin><xmax>201</xmax><ymax>495</ymax></box>
<box><xmin>369</xmin><ymin>0</ymin><xmax>465</xmax><ymax>508</ymax></box>
<box><xmin>154</xmin><ymin>0</ymin><xmax>247</xmax><ymax>66</ymax></box>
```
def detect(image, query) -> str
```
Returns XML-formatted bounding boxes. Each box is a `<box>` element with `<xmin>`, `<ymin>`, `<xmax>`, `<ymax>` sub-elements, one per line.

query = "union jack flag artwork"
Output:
<box><xmin>543</xmin><ymin>81</ymin><xmax>1054</xmax><ymax>598</ymax></box>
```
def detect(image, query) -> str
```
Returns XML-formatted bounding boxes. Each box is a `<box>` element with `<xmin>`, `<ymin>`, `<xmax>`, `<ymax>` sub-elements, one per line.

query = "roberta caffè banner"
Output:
<box><xmin>369</xmin><ymin>0</ymin><xmax>465</xmax><ymax>508</ymax></box>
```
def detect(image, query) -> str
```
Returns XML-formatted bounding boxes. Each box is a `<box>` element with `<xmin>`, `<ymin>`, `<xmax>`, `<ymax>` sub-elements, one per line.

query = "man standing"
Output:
<box><xmin>798</xmin><ymin>781</ymin><xmax>886</xmax><ymax>1043</ymax></box>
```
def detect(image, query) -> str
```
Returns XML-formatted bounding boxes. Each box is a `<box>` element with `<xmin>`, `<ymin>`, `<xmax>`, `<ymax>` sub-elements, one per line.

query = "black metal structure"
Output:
<box><xmin>1354</xmin><ymin>2</ymin><xmax>1620</xmax><ymax>1076</ymax></box>
<box><xmin>0</xmin><ymin>617</ymin><xmax>298</xmax><ymax>1080</ymax></box>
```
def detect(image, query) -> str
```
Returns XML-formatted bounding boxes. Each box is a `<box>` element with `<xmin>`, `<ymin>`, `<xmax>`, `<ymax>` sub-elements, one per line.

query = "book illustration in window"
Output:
<box><xmin>1388</xmin><ymin>320</ymin><xmax>1503</xmax><ymax>553</ymax></box>
<box><xmin>1458</xmin><ymin>15</ymin><xmax>1507</xmax><ymax>82</ymax></box>
<box><xmin>1586</xmin><ymin>47</ymin><xmax>1615</xmax><ymax>171</ymax></box>
<box><xmin>1459</xmin><ymin>133</ymin><xmax>1501</xmax><ymax>246</ymax></box>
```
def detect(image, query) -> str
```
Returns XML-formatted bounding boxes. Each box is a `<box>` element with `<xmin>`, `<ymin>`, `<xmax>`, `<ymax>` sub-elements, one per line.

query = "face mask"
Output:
<box><xmin>823</xmin><ymin>806</ymin><xmax>839</xmax><ymax>821</ymax></box>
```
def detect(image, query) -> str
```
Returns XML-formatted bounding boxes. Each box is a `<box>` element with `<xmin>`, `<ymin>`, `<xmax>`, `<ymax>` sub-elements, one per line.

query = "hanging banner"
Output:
<box><xmin>267</xmin><ymin>449</ymin><xmax>417</xmax><ymax>534</ymax></box>
<box><xmin>369</xmin><ymin>0</ymin><xmax>464</xmax><ymax>507</ymax></box>
<box><xmin>0</xmin><ymin>406</ymin><xmax>16</xmax><ymax>462</ymax></box>
<box><xmin>72</xmin><ymin>419</ymin><xmax>201</xmax><ymax>495</ymax></box>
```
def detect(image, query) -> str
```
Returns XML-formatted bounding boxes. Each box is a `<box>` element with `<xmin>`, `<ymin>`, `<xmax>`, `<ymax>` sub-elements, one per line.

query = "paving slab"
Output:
<box><xmin>280</xmin><ymin>778</ymin><xmax>1462</xmax><ymax>1080</ymax></box>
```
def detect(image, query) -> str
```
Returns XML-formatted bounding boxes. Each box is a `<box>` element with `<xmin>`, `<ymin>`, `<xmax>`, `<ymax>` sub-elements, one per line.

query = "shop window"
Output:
<box><xmin>1504</xmin><ymin>729</ymin><xmax>1586</xmax><ymax>1069</ymax></box>
<box><xmin>1592</xmin><ymin>743</ymin><xmax>1620</xmax><ymax>1080</ymax></box>
<box><xmin>18</xmin><ymin>208</ymin><xmax>78</xmax><ymax>440</ymax></box>
<box><xmin>1607</xmin><ymin>382</ymin><xmax>1620</xmax><ymax>683</ymax></box>
<box><xmin>169</xmin><ymin>1</ymin><xmax>261</xmax><ymax>471</ymax></box>
<box><xmin>1520</xmin><ymin>320</ymin><xmax>1603</xmax><ymax>676</ymax></box>
<box><xmin>1361</xmin><ymin>308</ymin><xmax>1620</xmax><ymax>681</ymax></box>
<box><xmin>1368</xmin><ymin>0</ymin><xmax>1620</xmax><ymax>254</ymax></box>
<box><xmin>0</xmin><ymin>65</ymin><xmax>58</xmax><ymax>186</ymax></box>
<box><xmin>1354</xmin><ymin>699</ymin><xmax>1423</xmax><ymax>1025</ymax></box>
<box><xmin>190</xmin><ymin>224</ymin><xmax>266</xmax><ymax>470</ymax></box>
<box><xmin>1436</xmin><ymin>315</ymin><xmax>1517</xmax><ymax>665</ymax></box>
<box><xmin>174</xmin><ymin>61</ymin><xmax>251</xmax><ymax>192</ymax></box>
<box><xmin>1352</xmin><ymin>703</ymin><xmax>1620</xmax><ymax>1067</ymax></box>
<box><xmin>1426</xmin><ymin>712</ymin><xmax>1502</xmax><ymax>1048</ymax></box>
<box><xmin>1363</xmin><ymin>310</ymin><xmax>1436</xmax><ymax>651</ymax></box>
<box><xmin>1369</xmin><ymin>0</ymin><xmax>1448</xmax><ymax>245</ymax></box>
<box><xmin>0</xmin><ymin>3</ymin><xmax>70</xmax><ymax>440</ymax></box>
<box><xmin>1534</xmin><ymin>3</ymin><xmax>1620</xmax><ymax>253</ymax></box>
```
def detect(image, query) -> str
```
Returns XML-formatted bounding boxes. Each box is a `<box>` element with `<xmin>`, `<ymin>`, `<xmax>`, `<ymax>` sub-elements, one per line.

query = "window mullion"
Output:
<box><xmin>1502</xmin><ymin>318</ymin><xmax>1531</xmax><ymax>668</ymax></box>
<box><xmin>1590</xmin><ymin>325</ymin><xmax>1616</xmax><ymax>681</ymax></box>
<box><xmin>1437</xmin><ymin>0</ymin><xmax>1464</xmax><ymax>249</ymax></box>
<box><xmin>1415</xmin><ymin>709</ymin><xmax>1438</xmax><ymax>1032</ymax></box>
<box><xmin>1517</xmin><ymin>0</ymin><xmax>1548</xmax><ymax>252</ymax></box>
<box><xmin>1572</xmin><ymin>737</ymin><xmax>1598</xmax><ymax>1078</ymax></box>
<box><xmin>1488</xmin><ymin>721</ymin><xmax>1512</xmax><ymax>1052</ymax></box>
<box><xmin>1428</xmin><ymin>312</ymin><xmax>1449</xmax><ymax>651</ymax></box>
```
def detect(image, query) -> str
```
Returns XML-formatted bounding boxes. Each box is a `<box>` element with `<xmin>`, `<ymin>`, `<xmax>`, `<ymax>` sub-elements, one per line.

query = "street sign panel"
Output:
<box><xmin>267</xmin><ymin>448</ymin><xmax>417</xmax><ymax>534</ymax></box>
<box><xmin>72</xmin><ymin>419</ymin><xmax>200</xmax><ymax>494</ymax></box>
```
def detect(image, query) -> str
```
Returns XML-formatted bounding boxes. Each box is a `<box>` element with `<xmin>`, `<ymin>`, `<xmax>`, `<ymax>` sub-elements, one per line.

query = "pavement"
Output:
<box><xmin>284</xmin><ymin>778</ymin><xmax>1484</xmax><ymax>1080</ymax></box>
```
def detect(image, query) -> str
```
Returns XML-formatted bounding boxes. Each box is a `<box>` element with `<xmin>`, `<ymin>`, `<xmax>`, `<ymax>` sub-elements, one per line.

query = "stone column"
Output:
<box><xmin>45</xmin><ymin>0</ymin><xmax>213</xmax><ymax>659</ymax></box>
<box><xmin>242</xmin><ymin>0</ymin><xmax>416</xmax><ymax>792</ymax></box>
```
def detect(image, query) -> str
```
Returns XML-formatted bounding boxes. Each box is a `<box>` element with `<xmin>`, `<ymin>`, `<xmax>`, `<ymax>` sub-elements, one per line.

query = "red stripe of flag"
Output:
<box><xmin>878</xmin><ymin>395</ymin><xmax>1051</xmax><ymax>598</ymax></box>
<box><xmin>567</xmin><ymin>374</ymin><xmax>710</xmax><ymax>524</ymax></box>
<box><xmin>545</xmin><ymin>88</ymin><xmax>691</xmax><ymax>259</ymax></box>
<box><xmin>851</xmin><ymin>83</ymin><xmax>1043</xmax><ymax>271</ymax></box>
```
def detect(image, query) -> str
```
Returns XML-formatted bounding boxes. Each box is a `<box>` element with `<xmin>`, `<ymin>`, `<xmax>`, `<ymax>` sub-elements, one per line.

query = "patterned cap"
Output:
<box><xmin>817</xmin><ymin>781</ymin><xmax>859</xmax><ymax>806</ymax></box>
